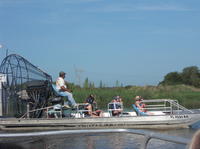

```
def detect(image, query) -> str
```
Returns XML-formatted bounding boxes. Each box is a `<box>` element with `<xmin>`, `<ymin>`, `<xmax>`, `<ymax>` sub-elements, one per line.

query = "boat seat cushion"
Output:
<box><xmin>52</xmin><ymin>84</ymin><xmax>65</xmax><ymax>97</ymax></box>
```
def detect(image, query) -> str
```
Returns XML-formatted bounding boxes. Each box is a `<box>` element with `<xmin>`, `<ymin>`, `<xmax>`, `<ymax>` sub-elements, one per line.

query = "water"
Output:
<box><xmin>0</xmin><ymin>128</ymin><xmax>198</xmax><ymax>149</ymax></box>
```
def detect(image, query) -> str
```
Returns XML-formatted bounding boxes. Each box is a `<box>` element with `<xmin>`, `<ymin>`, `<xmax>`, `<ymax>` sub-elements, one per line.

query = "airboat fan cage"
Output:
<box><xmin>0</xmin><ymin>54</ymin><xmax>52</xmax><ymax>117</ymax></box>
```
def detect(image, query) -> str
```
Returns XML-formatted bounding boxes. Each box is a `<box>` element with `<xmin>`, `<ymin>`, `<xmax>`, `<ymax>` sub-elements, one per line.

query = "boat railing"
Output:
<box><xmin>142</xmin><ymin>99</ymin><xmax>194</xmax><ymax>114</ymax></box>
<box><xmin>21</xmin><ymin>99</ymin><xmax>193</xmax><ymax>119</ymax></box>
<box><xmin>170</xmin><ymin>100</ymin><xmax>194</xmax><ymax>114</ymax></box>
<box><xmin>20</xmin><ymin>102</ymin><xmax>94</xmax><ymax>119</ymax></box>
<box><xmin>20</xmin><ymin>103</ymin><xmax>64</xmax><ymax>119</ymax></box>
<box><xmin>0</xmin><ymin>129</ymin><xmax>190</xmax><ymax>149</ymax></box>
<box><xmin>107</xmin><ymin>102</ymin><xmax>123</xmax><ymax>116</ymax></box>
<box><xmin>75</xmin><ymin>103</ymin><xmax>92</xmax><ymax>117</ymax></box>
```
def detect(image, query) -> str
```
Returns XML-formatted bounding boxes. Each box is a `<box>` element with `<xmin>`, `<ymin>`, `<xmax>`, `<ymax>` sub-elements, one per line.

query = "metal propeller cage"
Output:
<box><xmin>0</xmin><ymin>54</ymin><xmax>52</xmax><ymax>118</ymax></box>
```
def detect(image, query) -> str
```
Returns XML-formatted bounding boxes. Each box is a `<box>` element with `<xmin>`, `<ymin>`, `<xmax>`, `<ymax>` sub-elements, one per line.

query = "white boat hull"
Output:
<box><xmin>1</xmin><ymin>113</ymin><xmax>200</xmax><ymax>130</ymax></box>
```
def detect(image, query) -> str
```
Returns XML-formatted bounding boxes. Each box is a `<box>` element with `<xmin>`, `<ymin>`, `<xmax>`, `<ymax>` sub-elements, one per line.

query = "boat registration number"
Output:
<box><xmin>170</xmin><ymin>115</ymin><xmax>189</xmax><ymax>119</ymax></box>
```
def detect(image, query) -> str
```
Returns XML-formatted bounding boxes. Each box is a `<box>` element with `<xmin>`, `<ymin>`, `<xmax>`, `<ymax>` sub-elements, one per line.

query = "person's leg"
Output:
<box><xmin>58</xmin><ymin>91</ymin><xmax>77</xmax><ymax>107</ymax></box>
<box><xmin>86</xmin><ymin>104</ymin><xmax>92</xmax><ymax>116</ymax></box>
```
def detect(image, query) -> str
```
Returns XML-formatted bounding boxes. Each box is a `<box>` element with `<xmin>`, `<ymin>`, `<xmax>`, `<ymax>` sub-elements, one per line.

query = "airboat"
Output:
<box><xmin>0</xmin><ymin>54</ymin><xmax>200</xmax><ymax>130</ymax></box>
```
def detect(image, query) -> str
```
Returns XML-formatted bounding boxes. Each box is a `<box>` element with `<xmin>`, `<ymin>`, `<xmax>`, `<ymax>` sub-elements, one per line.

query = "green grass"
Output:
<box><xmin>72</xmin><ymin>85</ymin><xmax>200</xmax><ymax>109</ymax></box>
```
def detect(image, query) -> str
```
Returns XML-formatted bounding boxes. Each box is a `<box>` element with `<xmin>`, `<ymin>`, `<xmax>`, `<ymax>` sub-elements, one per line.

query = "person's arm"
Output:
<box><xmin>60</xmin><ymin>86</ymin><xmax>72</xmax><ymax>92</ymax></box>
<box><xmin>135</xmin><ymin>101</ymin><xmax>143</xmax><ymax>112</ymax></box>
<box><xmin>141</xmin><ymin>103</ymin><xmax>147</xmax><ymax>112</ymax></box>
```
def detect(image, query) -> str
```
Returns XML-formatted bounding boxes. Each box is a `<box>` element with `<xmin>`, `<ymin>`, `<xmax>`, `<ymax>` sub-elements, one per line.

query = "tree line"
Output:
<box><xmin>69</xmin><ymin>65</ymin><xmax>200</xmax><ymax>89</ymax></box>
<box><xmin>80</xmin><ymin>77</ymin><xmax>123</xmax><ymax>88</ymax></box>
<box><xmin>64</xmin><ymin>66</ymin><xmax>200</xmax><ymax>109</ymax></box>
<box><xmin>159</xmin><ymin>66</ymin><xmax>200</xmax><ymax>88</ymax></box>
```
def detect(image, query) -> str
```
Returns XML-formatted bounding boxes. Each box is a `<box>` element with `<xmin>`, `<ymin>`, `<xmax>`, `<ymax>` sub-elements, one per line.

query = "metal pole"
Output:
<box><xmin>27</xmin><ymin>102</ymin><xmax>30</xmax><ymax>118</ymax></box>
<box><xmin>0</xmin><ymin>74</ymin><xmax>6</xmax><ymax>116</ymax></box>
<box><xmin>6</xmin><ymin>48</ymin><xmax>8</xmax><ymax>57</ymax></box>
<box><xmin>0</xmin><ymin>81</ymin><xmax>2</xmax><ymax>116</ymax></box>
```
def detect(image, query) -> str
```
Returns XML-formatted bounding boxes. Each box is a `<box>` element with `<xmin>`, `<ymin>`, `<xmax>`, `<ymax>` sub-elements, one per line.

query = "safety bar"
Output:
<box><xmin>142</xmin><ymin>99</ymin><xmax>193</xmax><ymax>114</ymax></box>
<box><xmin>75</xmin><ymin>103</ymin><xmax>91</xmax><ymax>117</ymax></box>
<box><xmin>0</xmin><ymin>129</ymin><xmax>190</xmax><ymax>149</ymax></box>
<box><xmin>20</xmin><ymin>104</ymin><xmax>54</xmax><ymax>119</ymax></box>
<box><xmin>108</xmin><ymin>102</ymin><xmax>123</xmax><ymax>111</ymax></box>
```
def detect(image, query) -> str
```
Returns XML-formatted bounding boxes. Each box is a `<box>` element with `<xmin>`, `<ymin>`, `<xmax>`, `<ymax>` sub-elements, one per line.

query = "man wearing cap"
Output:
<box><xmin>56</xmin><ymin>71</ymin><xmax>77</xmax><ymax>107</ymax></box>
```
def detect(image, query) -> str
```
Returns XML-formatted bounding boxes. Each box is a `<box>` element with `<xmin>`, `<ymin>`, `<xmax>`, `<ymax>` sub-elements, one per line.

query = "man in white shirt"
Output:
<box><xmin>56</xmin><ymin>71</ymin><xmax>77</xmax><ymax>107</ymax></box>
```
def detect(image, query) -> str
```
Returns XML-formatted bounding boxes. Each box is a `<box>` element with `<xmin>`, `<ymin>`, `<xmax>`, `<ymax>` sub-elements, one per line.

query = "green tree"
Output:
<box><xmin>121</xmin><ymin>83</ymin><xmax>123</xmax><ymax>87</ymax></box>
<box><xmin>83</xmin><ymin>77</ymin><xmax>89</xmax><ymax>88</ymax></box>
<box><xmin>160</xmin><ymin>72</ymin><xmax>182</xmax><ymax>85</ymax></box>
<box><xmin>182</xmin><ymin>66</ymin><xmax>200</xmax><ymax>87</ymax></box>
<box><xmin>89</xmin><ymin>82</ymin><xmax>95</xmax><ymax>88</ymax></box>
<box><xmin>99</xmin><ymin>80</ymin><xmax>103</xmax><ymax>88</ymax></box>
<box><xmin>115</xmin><ymin>80</ymin><xmax>119</xmax><ymax>87</ymax></box>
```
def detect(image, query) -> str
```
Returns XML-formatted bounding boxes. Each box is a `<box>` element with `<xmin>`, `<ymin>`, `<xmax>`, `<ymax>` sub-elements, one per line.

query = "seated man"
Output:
<box><xmin>55</xmin><ymin>71</ymin><xmax>77</xmax><ymax>108</ymax></box>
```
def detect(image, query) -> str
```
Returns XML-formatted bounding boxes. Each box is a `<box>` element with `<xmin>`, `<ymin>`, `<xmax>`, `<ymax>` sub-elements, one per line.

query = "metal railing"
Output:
<box><xmin>20</xmin><ymin>102</ymin><xmax>76</xmax><ymax>119</ymax></box>
<box><xmin>20</xmin><ymin>102</ymin><xmax>93</xmax><ymax>119</ymax></box>
<box><xmin>170</xmin><ymin>100</ymin><xmax>194</xmax><ymax>114</ymax></box>
<box><xmin>108</xmin><ymin>102</ymin><xmax>123</xmax><ymax>111</ymax></box>
<box><xmin>21</xmin><ymin>99</ymin><xmax>194</xmax><ymax>119</ymax></box>
<box><xmin>0</xmin><ymin>129</ymin><xmax>190</xmax><ymax>149</ymax></box>
<box><xmin>20</xmin><ymin>104</ymin><xmax>51</xmax><ymax>119</ymax></box>
<box><xmin>75</xmin><ymin>103</ymin><xmax>91</xmax><ymax>117</ymax></box>
<box><xmin>142</xmin><ymin>99</ymin><xmax>193</xmax><ymax>114</ymax></box>
<box><xmin>108</xmin><ymin>102</ymin><xmax>123</xmax><ymax>116</ymax></box>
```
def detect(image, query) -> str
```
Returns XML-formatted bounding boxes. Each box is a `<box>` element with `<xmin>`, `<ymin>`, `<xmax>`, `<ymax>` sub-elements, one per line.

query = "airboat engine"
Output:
<box><xmin>0</xmin><ymin>54</ymin><xmax>52</xmax><ymax>118</ymax></box>
<box><xmin>26</xmin><ymin>80</ymin><xmax>51</xmax><ymax>118</ymax></box>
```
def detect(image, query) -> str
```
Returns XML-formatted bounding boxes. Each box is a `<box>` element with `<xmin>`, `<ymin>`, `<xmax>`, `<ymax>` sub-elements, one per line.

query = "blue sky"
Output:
<box><xmin>0</xmin><ymin>0</ymin><xmax>199</xmax><ymax>86</ymax></box>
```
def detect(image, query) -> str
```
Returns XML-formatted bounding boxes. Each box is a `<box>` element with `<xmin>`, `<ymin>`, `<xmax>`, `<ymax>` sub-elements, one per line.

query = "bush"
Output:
<box><xmin>72</xmin><ymin>85</ymin><xmax>200</xmax><ymax>109</ymax></box>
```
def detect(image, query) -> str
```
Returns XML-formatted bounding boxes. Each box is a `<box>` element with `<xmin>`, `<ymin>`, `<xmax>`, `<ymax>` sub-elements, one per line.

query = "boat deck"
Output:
<box><xmin>1</xmin><ymin>99</ymin><xmax>200</xmax><ymax>130</ymax></box>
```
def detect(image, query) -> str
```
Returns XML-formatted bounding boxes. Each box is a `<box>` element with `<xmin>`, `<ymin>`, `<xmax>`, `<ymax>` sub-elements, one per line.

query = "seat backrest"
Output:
<box><xmin>132</xmin><ymin>104</ymin><xmax>139</xmax><ymax>116</ymax></box>
<box><xmin>108</xmin><ymin>102</ymin><xmax>123</xmax><ymax>110</ymax></box>
<box><xmin>52</xmin><ymin>84</ymin><xmax>60</xmax><ymax>96</ymax></box>
<box><xmin>108</xmin><ymin>102</ymin><xmax>123</xmax><ymax>117</ymax></box>
<box><xmin>53</xmin><ymin>104</ymin><xmax>62</xmax><ymax>110</ymax></box>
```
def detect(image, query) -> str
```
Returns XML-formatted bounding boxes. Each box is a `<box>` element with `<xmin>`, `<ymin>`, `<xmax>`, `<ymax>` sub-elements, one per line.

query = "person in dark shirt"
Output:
<box><xmin>85</xmin><ymin>94</ymin><xmax>102</xmax><ymax>117</ymax></box>
<box><xmin>86</xmin><ymin>94</ymin><xmax>95</xmax><ymax>105</ymax></box>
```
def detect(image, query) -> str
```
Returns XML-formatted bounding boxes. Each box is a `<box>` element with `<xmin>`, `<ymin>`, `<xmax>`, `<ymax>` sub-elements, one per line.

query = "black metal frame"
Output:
<box><xmin>0</xmin><ymin>54</ymin><xmax>52</xmax><ymax>117</ymax></box>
